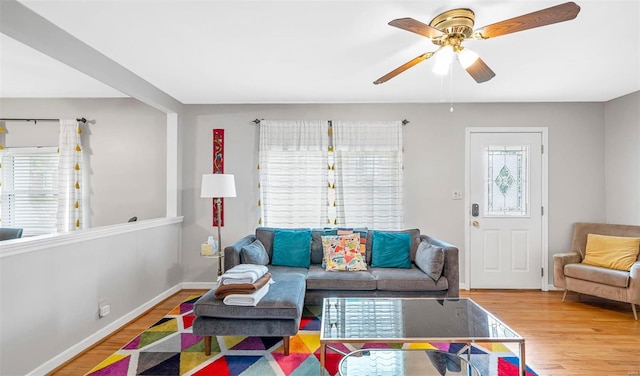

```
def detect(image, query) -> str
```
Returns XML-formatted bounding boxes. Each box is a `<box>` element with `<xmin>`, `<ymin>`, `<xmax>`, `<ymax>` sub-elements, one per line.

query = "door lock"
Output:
<box><xmin>472</xmin><ymin>220</ymin><xmax>479</xmax><ymax>227</ymax></box>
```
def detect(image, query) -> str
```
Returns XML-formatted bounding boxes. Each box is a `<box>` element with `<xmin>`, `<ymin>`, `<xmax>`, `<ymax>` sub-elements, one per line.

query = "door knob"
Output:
<box><xmin>472</xmin><ymin>220</ymin><xmax>479</xmax><ymax>227</ymax></box>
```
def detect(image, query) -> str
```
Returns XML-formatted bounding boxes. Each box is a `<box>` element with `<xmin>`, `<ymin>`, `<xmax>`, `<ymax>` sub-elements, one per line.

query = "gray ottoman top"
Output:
<box><xmin>194</xmin><ymin>272</ymin><xmax>306</xmax><ymax>320</ymax></box>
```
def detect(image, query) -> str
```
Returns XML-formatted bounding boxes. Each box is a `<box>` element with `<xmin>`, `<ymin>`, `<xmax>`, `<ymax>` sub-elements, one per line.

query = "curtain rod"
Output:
<box><xmin>0</xmin><ymin>117</ymin><xmax>87</xmax><ymax>124</ymax></box>
<box><xmin>252</xmin><ymin>118</ymin><xmax>410</xmax><ymax>125</ymax></box>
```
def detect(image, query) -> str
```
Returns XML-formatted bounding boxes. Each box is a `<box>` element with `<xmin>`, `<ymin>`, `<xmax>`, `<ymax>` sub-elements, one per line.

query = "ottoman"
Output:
<box><xmin>192</xmin><ymin>272</ymin><xmax>306</xmax><ymax>355</ymax></box>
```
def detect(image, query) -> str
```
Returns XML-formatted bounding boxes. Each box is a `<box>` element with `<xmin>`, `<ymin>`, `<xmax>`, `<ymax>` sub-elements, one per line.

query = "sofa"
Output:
<box><xmin>0</xmin><ymin>227</ymin><xmax>23</xmax><ymax>241</ymax></box>
<box><xmin>223</xmin><ymin>227</ymin><xmax>459</xmax><ymax>303</ymax></box>
<box><xmin>553</xmin><ymin>222</ymin><xmax>640</xmax><ymax>320</ymax></box>
<box><xmin>193</xmin><ymin>227</ymin><xmax>460</xmax><ymax>355</ymax></box>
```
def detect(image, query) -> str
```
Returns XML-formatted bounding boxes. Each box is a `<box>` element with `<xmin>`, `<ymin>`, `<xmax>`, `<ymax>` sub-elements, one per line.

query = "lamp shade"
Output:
<box><xmin>457</xmin><ymin>47</ymin><xmax>479</xmax><ymax>69</ymax></box>
<box><xmin>432</xmin><ymin>45</ymin><xmax>454</xmax><ymax>76</ymax></box>
<box><xmin>200</xmin><ymin>174</ymin><xmax>236</xmax><ymax>198</ymax></box>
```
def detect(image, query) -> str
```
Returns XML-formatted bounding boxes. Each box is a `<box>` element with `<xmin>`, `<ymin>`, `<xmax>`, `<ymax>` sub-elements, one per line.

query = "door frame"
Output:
<box><xmin>464</xmin><ymin>127</ymin><xmax>549</xmax><ymax>291</ymax></box>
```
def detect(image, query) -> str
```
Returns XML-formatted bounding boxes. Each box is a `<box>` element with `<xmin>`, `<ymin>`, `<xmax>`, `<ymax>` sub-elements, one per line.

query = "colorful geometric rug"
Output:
<box><xmin>86</xmin><ymin>295</ymin><xmax>537</xmax><ymax>376</ymax></box>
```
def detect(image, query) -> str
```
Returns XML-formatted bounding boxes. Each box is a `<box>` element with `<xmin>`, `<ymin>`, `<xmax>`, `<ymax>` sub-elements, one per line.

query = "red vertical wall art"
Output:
<box><xmin>212</xmin><ymin>129</ymin><xmax>225</xmax><ymax>226</ymax></box>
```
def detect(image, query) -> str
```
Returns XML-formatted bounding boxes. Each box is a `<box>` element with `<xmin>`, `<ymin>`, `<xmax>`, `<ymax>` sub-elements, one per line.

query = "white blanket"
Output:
<box><xmin>223</xmin><ymin>282</ymin><xmax>270</xmax><ymax>306</ymax></box>
<box><xmin>220</xmin><ymin>264</ymin><xmax>269</xmax><ymax>285</ymax></box>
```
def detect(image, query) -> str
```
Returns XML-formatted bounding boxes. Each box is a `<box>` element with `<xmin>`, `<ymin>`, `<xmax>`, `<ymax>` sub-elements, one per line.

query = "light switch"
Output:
<box><xmin>452</xmin><ymin>190</ymin><xmax>463</xmax><ymax>200</ymax></box>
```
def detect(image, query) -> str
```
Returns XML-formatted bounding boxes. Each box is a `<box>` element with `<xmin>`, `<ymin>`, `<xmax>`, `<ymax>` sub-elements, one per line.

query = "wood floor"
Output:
<box><xmin>49</xmin><ymin>289</ymin><xmax>640</xmax><ymax>376</ymax></box>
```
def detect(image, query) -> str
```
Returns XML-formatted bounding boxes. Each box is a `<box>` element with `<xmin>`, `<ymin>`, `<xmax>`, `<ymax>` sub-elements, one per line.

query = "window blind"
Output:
<box><xmin>0</xmin><ymin>147</ymin><xmax>59</xmax><ymax>236</ymax></box>
<box><xmin>258</xmin><ymin>120</ymin><xmax>404</xmax><ymax>229</ymax></box>
<box><xmin>332</xmin><ymin>121</ymin><xmax>404</xmax><ymax>229</ymax></box>
<box><xmin>259</xmin><ymin>120</ymin><xmax>329</xmax><ymax>228</ymax></box>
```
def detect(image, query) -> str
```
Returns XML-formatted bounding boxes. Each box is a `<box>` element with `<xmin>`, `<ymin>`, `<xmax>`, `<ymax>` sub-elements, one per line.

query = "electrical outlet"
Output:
<box><xmin>99</xmin><ymin>305</ymin><xmax>111</xmax><ymax>317</ymax></box>
<box><xmin>452</xmin><ymin>190</ymin><xmax>463</xmax><ymax>200</ymax></box>
<box><xmin>98</xmin><ymin>298</ymin><xmax>110</xmax><ymax>318</ymax></box>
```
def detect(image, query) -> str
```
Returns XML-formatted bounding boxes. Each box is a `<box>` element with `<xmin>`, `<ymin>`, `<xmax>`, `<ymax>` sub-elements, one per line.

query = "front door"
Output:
<box><xmin>467</xmin><ymin>130</ymin><xmax>545</xmax><ymax>289</ymax></box>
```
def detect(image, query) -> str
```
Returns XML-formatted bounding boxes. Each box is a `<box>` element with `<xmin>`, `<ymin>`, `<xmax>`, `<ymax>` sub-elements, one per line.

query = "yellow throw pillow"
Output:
<box><xmin>582</xmin><ymin>234</ymin><xmax>640</xmax><ymax>271</ymax></box>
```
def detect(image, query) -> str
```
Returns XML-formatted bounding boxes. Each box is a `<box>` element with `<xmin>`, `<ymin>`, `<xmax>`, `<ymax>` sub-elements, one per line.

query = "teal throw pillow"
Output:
<box><xmin>271</xmin><ymin>229</ymin><xmax>312</xmax><ymax>268</ymax></box>
<box><xmin>370</xmin><ymin>231</ymin><xmax>411</xmax><ymax>268</ymax></box>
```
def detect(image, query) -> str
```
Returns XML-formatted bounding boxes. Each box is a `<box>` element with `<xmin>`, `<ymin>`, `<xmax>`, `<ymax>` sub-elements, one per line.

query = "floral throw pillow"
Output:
<box><xmin>320</xmin><ymin>227</ymin><xmax>368</xmax><ymax>267</ymax></box>
<box><xmin>336</xmin><ymin>228</ymin><xmax>368</xmax><ymax>259</ymax></box>
<box><xmin>321</xmin><ymin>233</ymin><xmax>367</xmax><ymax>271</ymax></box>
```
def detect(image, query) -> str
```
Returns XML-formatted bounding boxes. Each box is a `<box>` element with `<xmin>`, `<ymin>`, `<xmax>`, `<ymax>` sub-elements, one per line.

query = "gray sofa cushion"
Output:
<box><xmin>256</xmin><ymin>227</ymin><xmax>276</xmax><ymax>260</ymax></box>
<box><xmin>311</xmin><ymin>228</ymin><xmax>338</xmax><ymax>265</ymax></box>
<box><xmin>267</xmin><ymin>265</ymin><xmax>309</xmax><ymax>279</ymax></box>
<box><xmin>311</xmin><ymin>230</ymin><xmax>324</xmax><ymax>265</ymax></box>
<box><xmin>240</xmin><ymin>239</ymin><xmax>269</xmax><ymax>265</ymax></box>
<box><xmin>194</xmin><ymin>272</ymin><xmax>306</xmax><ymax>319</ymax></box>
<box><xmin>305</xmin><ymin>265</ymin><xmax>376</xmax><ymax>291</ymax></box>
<box><xmin>193</xmin><ymin>316</ymin><xmax>300</xmax><ymax>337</ymax></box>
<box><xmin>415</xmin><ymin>241</ymin><xmax>445</xmax><ymax>281</ymax></box>
<box><xmin>564</xmin><ymin>263</ymin><xmax>630</xmax><ymax>288</ymax></box>
<box><xmin>371</xmin><ymin>266</ymin><xmax>448</xmax><ymax>291</ymax></box>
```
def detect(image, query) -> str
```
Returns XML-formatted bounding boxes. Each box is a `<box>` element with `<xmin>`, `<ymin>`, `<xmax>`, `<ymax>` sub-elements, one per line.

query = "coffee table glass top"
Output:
<box><xmin>339</xmin><ymin>349</ymin><xmax>481</xmax><ymax>376</ymax></box>
<box><xmin>320</xmin><ymin>297</ymin><xmax>523</xmax><ymax>343</ymax></box>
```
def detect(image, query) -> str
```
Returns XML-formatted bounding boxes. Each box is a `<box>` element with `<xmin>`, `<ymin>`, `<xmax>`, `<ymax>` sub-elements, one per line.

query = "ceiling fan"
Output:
<box><xmin>374</xmin><ymin>2</ymin><xmax>580</xmax><ymax>85</ymax></box>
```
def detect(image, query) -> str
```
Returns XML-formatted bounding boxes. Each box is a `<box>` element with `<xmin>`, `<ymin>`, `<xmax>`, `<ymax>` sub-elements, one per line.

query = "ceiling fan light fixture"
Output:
<box><xmin>457</xmin><ymin>47</ymin><xmax>479</xmax><ymax>69</ymax></box>
<box><xmin>375</xmin><ymin>2</ymin><xmax>580</xmax><ymax>85</ymax></box>
<box><xmin>433</xmin><ymin>45</ymin><xmax>455</xmax><ymax>75</ymax></box>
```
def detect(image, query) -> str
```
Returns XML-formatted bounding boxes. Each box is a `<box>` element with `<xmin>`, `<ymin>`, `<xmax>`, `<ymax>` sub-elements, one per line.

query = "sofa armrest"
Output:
<box><xmin>420</xmin><ymin>235</ymin><xmax>459</xmax><ymax>298</ymax></box>
<box><xmin>629</xmin><ymin>261</ymin><xmax>640</xmax><ymax>305</ymax></box>
<box><xmin>223</xmin><ymin>234</ymin><xmax>256</xmax><ymax>272</ymax></box>
<box><xmin>552</xmin><ymin>251</ymin><xmax>582</xmax><ymax>289</ymax></box>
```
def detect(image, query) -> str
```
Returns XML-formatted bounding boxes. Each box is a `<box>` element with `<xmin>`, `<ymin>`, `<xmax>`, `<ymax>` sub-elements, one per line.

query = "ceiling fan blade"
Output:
<box><xmin>373</xmin><ymin>52</ymin><xmax>435</xmax><ymax>85</ymax></box>
<box><xmin>464</xmin><ymin>57</ymin><xmax>496</xmax><ymax>83</ymax></box>
<box><xmin>475</xmin><ymin>2</ymin><xmax>580</xmax><ymax>39</ymax></box>
<box><xmin>388</xmin><ymin>18</ymin><xmax>445</xmax><ymax>39</ymax></box>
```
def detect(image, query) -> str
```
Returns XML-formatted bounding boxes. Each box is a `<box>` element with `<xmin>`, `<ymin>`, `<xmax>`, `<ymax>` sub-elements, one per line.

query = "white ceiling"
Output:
<box><xmin>1</xmin><ymin>0</ymin><xmax>639</xmax><ymax>104</ymax></box>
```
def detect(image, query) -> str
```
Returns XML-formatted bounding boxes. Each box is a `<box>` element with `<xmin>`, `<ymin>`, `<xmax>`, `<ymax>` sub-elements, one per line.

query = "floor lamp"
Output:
<box><xmin>200</xmin><ymin>173</ymin><xmax>236</xmax><ymax>277</ymax></box>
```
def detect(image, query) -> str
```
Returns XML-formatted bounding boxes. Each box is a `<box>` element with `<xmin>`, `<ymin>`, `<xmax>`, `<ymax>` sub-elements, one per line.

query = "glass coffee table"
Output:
<box><xmin>319</xmin><ymin>297</ymin><xmax>526</xmax><ymax>376</ymax></box>
<box><xmin>339</xmin><ymin>348</ymin><xmax>481</xmax><ymax>375</ymax></box>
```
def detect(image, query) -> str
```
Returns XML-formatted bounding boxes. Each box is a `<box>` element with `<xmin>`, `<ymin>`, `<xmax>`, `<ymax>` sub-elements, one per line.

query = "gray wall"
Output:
<box><xmin>604</xmin><ymin>91</ymin><xmax>640</xmax><ymax>225</ymax></box>
<box><xmin>0</xmin><ymin>220</ymin><xmax>183</xmax><ymax>375</ymax></box>
<box><xmin>0</xmin><ymin>98</ymin><xmax>167</xmax><ymax>227</ymax></box>
<box><xmin>1</xmin><ymin>94</ymin><xmax>637</xmax><ymax>375</ymax></box>
<box><xmin>181</xmin><ymin>102</ymin><xmax>608</xmax><ymax>285</ymax></box>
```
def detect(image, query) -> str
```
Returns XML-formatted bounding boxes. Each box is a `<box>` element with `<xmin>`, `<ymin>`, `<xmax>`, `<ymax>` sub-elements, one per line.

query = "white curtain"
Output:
<box><xmin>332</xmin><ymin>121</ymin><xmax>404</xmax><ymax>229</ymax></box>
<box><xmin>259</xmin><ymin>120</ymin><xmax>329</xmax><ymax>227</ymax></box>
<box><xmin>57</xmin><ymin>119</ymin><xmax>84</xmax><ymax>232</ymax></box>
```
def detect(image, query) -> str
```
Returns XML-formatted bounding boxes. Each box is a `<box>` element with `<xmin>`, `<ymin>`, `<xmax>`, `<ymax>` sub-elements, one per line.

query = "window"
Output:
<box><xmin>0</xmin><ymin>147</ymin><xmax>59</xmax><ymax>236</ymax></box>
<box><xmin>332</xmin><ymin>121</ymin><xmax>403</xmax><ymax>229</ymax></box>
<box><xmin>258</xmin><ymin>120</ymin><xmax>403</xmax><ymax>229</ymax></box>
<box><xmin>258</xmin><ymin>120</ymin><xmax>328</xmax><ymax>227</ymax></box>
<box><xmin>483</xmin><ymin>145</ymin><xmax>529</xmax><ymax>217</ymax></box>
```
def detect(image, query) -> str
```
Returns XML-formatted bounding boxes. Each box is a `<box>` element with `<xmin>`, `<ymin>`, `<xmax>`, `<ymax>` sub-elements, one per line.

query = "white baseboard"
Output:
<box><xmin>27</xmin><ymin>284</ymin><xmax>182</xmax><ymax>376</ymax></box>
<box><xmin>182</xmin><ymin>282</ymin><xmax>218</xmax><ymax>289</ymax></box>
<box><xmin>459</xmin><ymin>282</ymin><xmax>562</xmax><ymax>292</ymax></box>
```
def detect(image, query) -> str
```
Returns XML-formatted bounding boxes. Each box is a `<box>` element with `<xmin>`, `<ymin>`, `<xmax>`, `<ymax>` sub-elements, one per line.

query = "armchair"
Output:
<box><xmin>553</xmin><ymin>222</ymin><xmax>640</xmax><ymax>320</ymax></box>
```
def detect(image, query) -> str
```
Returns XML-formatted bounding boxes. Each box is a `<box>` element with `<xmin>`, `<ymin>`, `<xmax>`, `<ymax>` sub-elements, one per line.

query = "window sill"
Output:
<box><xmin>0</xmin><ymin>216</ymin><xmax>184</xmax><ymax>258</ymax></box>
